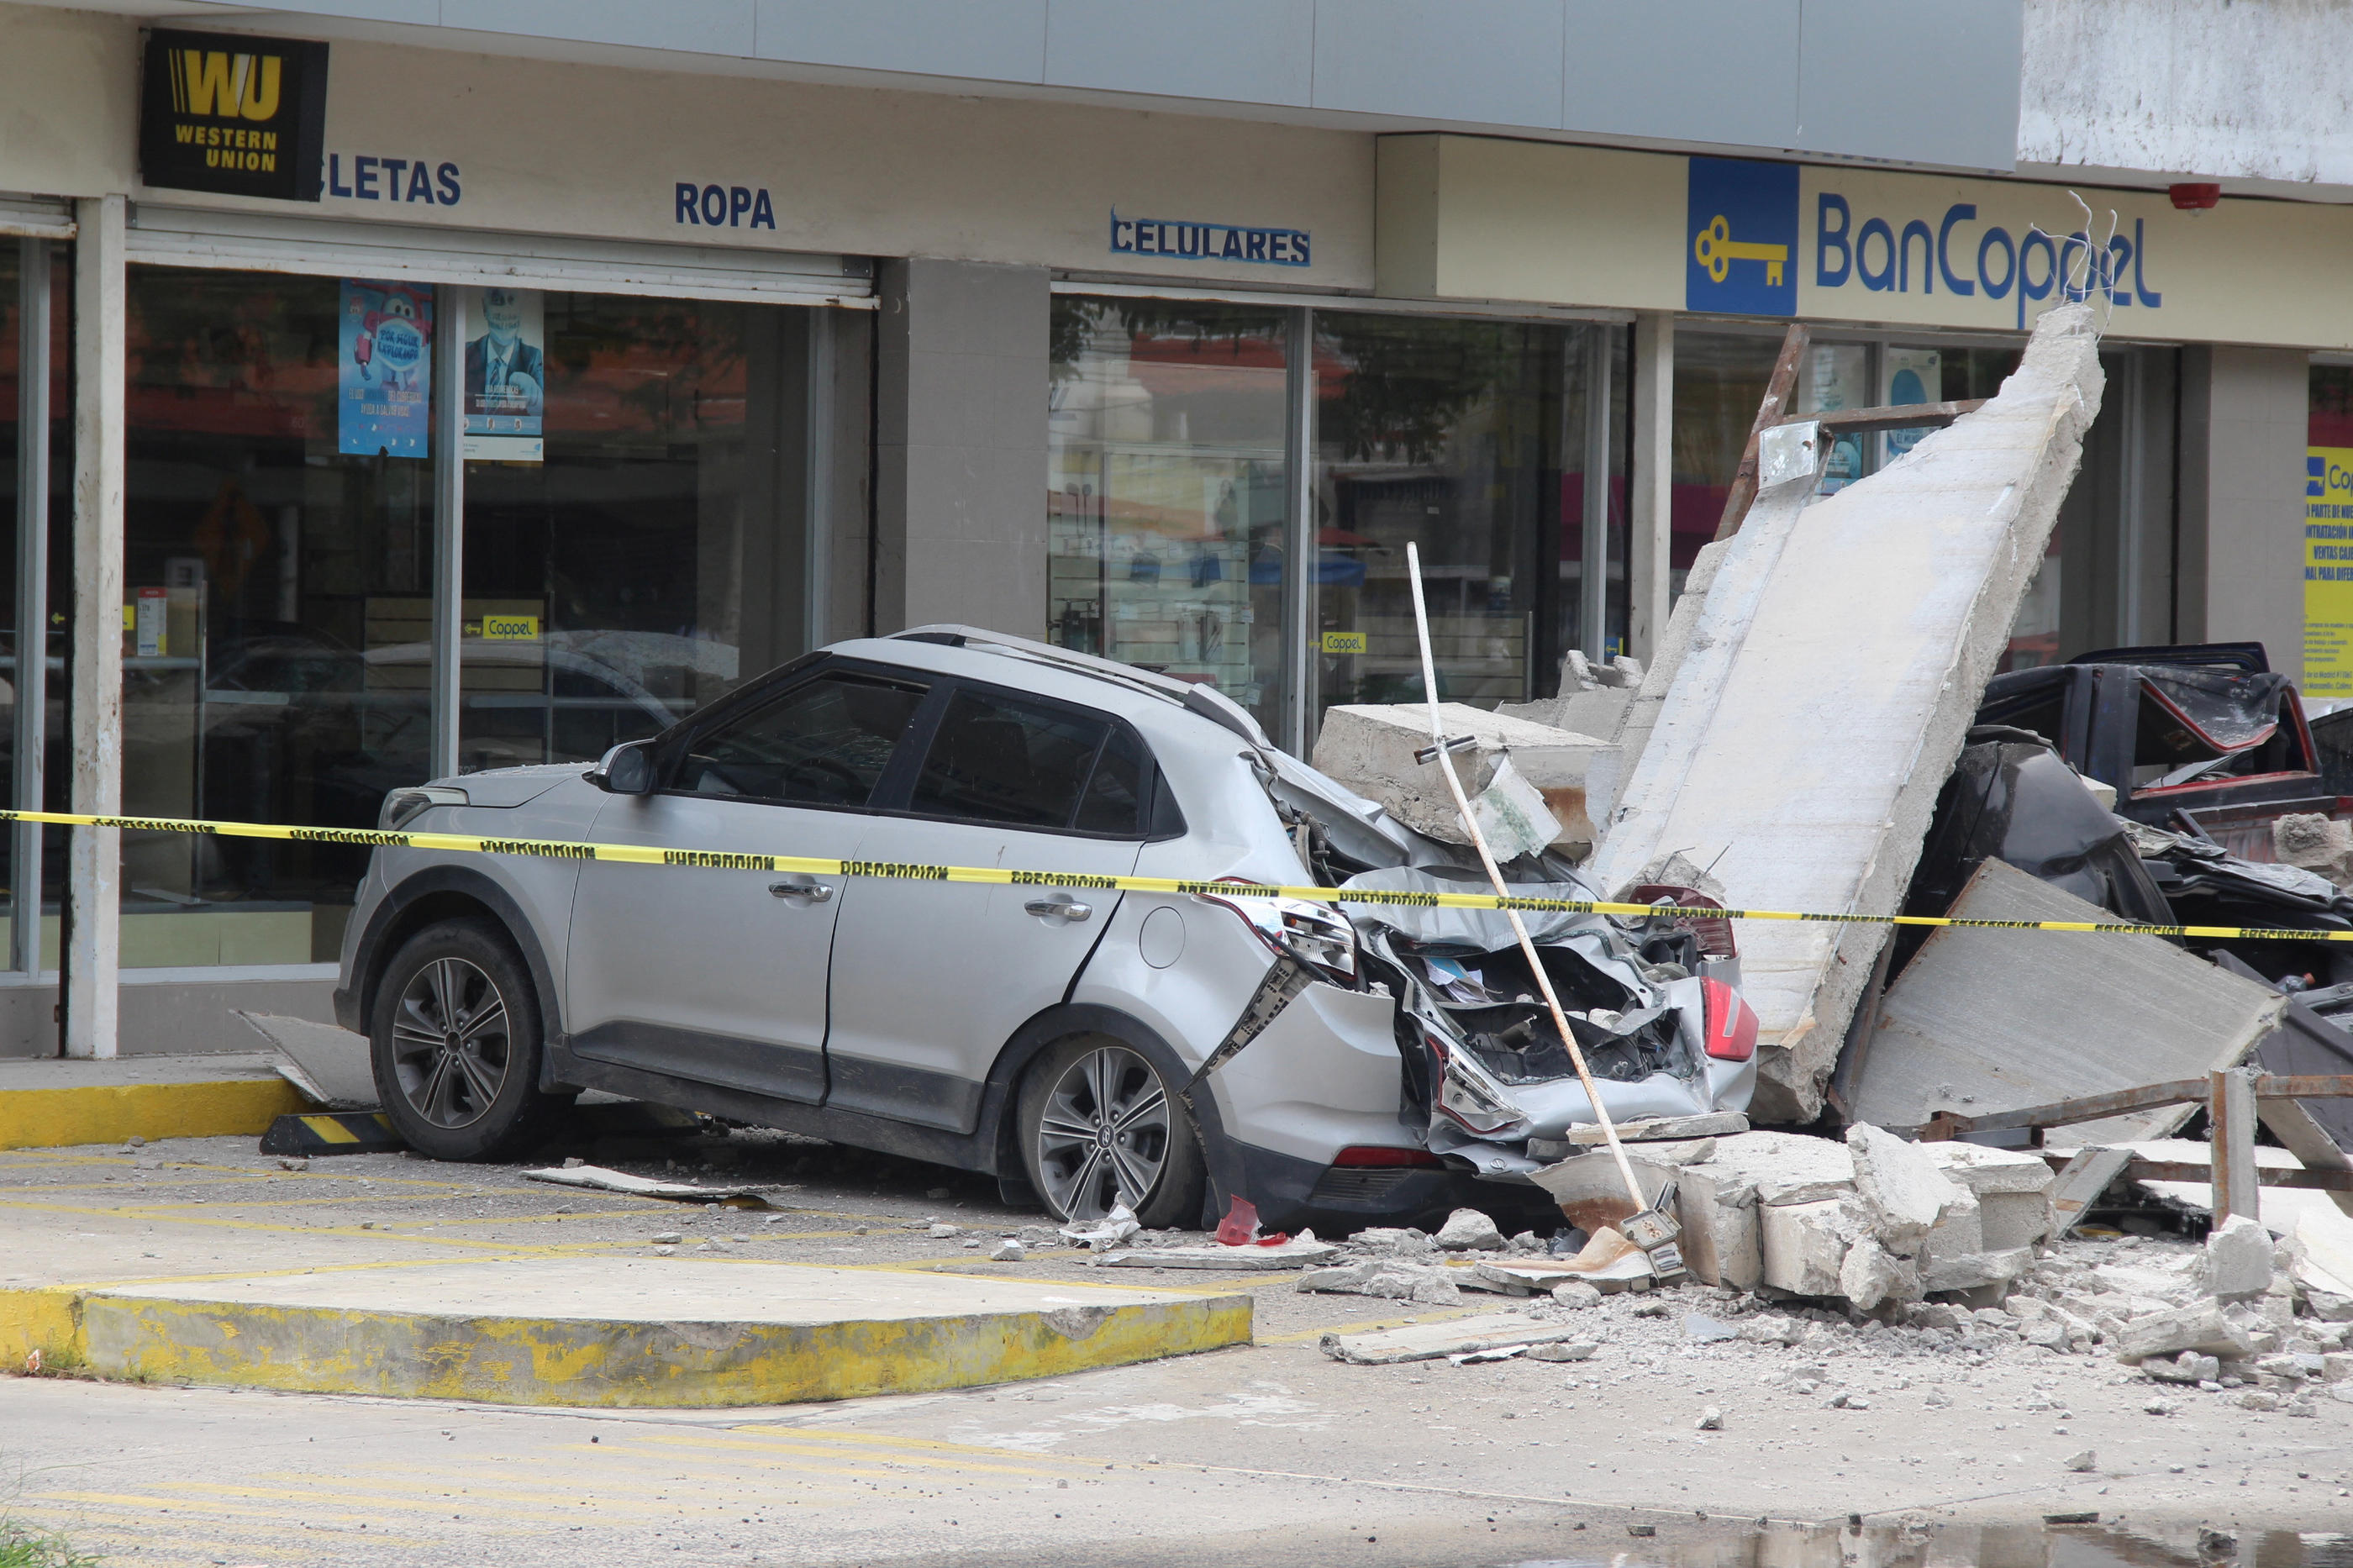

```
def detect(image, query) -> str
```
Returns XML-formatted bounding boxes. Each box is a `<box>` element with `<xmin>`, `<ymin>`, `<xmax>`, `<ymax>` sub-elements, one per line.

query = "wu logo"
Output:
<box><xmin>168</xmin><ymin>49</ymin><xmax>282</xmax><ymax>121</ymax></box>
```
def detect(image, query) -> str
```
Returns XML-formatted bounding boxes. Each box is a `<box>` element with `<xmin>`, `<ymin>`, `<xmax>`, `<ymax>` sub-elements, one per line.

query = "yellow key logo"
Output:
<box><xmin>1692</xmin><ymin>213</ymin><xmax>1788</xmax><ymax>287</ymax></box>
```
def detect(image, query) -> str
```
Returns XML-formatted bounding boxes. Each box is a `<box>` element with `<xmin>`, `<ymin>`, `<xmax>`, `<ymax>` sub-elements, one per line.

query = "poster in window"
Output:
<box><xmin>337</xmin><ymin>279</ymin><xmax>434</xmax><ymax>457</ymax></box>
<box><xmin>462</xmin><ymin>286</ymin><xmax>546</xmax><ymax>462</ymax></box>
<box><xmin>2306</xmin><ymin>446</ymin><xmax>2353</xmax><ymax>699</ymax></box>
<box><xmin>1880</xmin><ymin>346</ymin><xmax>1943</xmax><ymax>466</ymax></box>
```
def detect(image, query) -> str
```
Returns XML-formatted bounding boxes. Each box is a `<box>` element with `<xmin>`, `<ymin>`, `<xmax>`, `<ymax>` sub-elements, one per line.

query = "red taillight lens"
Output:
<box><xmin>1332</xmin><ymin>1144</ymin><xmax>1444</xmax><ymax>1168</ymax></box>
<box><xmin>1701</xmin><ymin>976</ymin><xmax>1757</xmax><ymax>1062</ymax></box>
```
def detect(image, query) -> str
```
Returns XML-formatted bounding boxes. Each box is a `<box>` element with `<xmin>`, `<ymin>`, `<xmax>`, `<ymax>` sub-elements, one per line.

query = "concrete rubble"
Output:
<box><xmin>1308</xmin><ymin>701</ymin><xmax>1609</xmax><ymax>857</ymax></box>
<box><xmin>1584</xmin><ymin>303</ymin><xmax>2107</xmax><ymax>1121</ymax></box>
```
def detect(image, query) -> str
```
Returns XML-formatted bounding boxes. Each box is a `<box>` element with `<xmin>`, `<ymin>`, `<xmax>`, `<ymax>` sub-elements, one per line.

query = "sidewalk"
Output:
<box><xmin>0</xmin><ymin>1127</ymin><xmax>1253</xmax><ymax>1408</ymax></box>
<box><xmin>0</xmin><ymin>1050</ymin><xmax>305</xmax><ymax>1151</ymax></box>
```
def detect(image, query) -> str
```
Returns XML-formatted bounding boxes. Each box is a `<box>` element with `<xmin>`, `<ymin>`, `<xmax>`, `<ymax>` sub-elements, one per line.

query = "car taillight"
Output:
<box><xmin>1332</xmin><ymin>1145</ymin><xmax>1443</xmax><ymax>1168</ymax></box>
<box><xmin>1701</xmin><ymin>976</ymin><xmax>1757</xmax><ymax>1062</ymax></box>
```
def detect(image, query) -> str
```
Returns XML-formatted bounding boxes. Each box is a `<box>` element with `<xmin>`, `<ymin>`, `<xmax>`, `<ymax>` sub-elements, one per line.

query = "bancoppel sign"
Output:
<box><xmin>139</xmin><ymin>29</ymin><xmax>329</xmax><ymax>202</ymax></box>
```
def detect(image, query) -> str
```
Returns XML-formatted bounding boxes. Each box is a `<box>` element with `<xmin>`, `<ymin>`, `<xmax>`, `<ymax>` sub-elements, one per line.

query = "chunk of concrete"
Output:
<box><xmin>2201</xmin><ymin>1214</ymin><xmax>2276</xmax><ymax>1301</ymax></box>
<box><xmin>1846</xmin><ymin>1124</ymin><xmax>1969</xmax><ymax>1252</ymax></box>
<box><xmin>1760</xmin><ymin>1197</ymin><xmax>1866</xmax><ymax>1297</ymax></box>
<box><xmin>1840</xmin><ymin>1237</ymin><xmax>1920</xmax><ymax>1312</ymax></box>
<box><xmin>1308</xmin><ymin>702</ymin><xmax>1609</xmax><ymax>855</ymax></box>
<box><xmin>1917</xmin><ymin>1140</ymin><xmax>2056</xmax><ymax>1197</ymax></box>
<box><xmin>1586</xmin><ymin>306</ymin><xmax>2107</xmax><ymax>1121</ymax></box>
<box><xmin>1920</xmin><ymin>1244</ymin><xmax>2035</xmax><ymax>1294</ymax></box>
<box><xmin>2115</xmin><ymin>1305</ymin><xmax>2258</xmax><ymax>1364</ymax></box>
<box><xmin>2145</xmin><ymin>1351</ymin><xmax>2222</xmax><ymax>1384</ymax></box>
<box><xmin>1683</xmin><ymin>1130</ymin><xmax>1856</xmax><ymax>1208</ymax></box>
<box><xmin>1849</xmin><ymin>857</ymin><xmax>2284</xmax><ymax>1222</ymax></box>
<box><xmin>1434</xmin><ymin>1208</ymin><xmax>1507</xmax><ymax>1251</ymax></box>
<box><xmin>1676</xmin><ymin>1161</ymin><xmax>1762</xmax><ymax>1291</ymax></box>
<box><xmin>1319</xmin><ymin>1313</ymin><xmax>1596</xmax><ymax>1366</ymax></box>
<box><xmin>2274</xmin><ymin>813</ymin><xmax>2353</xmax><ymax>887</ymax></box>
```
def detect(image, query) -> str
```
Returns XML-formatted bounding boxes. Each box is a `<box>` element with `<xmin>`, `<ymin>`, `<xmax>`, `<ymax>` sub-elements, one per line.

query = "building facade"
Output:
<box><xmin>0</xmin><ymin>0</ymin><xmax>2343</xmax><ymax>1055</ymax></box>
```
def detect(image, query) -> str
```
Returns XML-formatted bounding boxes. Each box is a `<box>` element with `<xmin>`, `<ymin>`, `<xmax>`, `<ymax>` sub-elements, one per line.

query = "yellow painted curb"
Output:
<box><xmin>0</xmin><ymin>1286</ymin><xmax>82</xmax><ymax>1372</ymax></box>
<box><xmin>3</xmin><ymin>1283</ymin><xmax>1251</xmax><ymax>1408</ymax></box>
<box><xmin>0</xmin><ymin>1077</ymin><xmax>308</xmax><ymax>1151</ymax></box>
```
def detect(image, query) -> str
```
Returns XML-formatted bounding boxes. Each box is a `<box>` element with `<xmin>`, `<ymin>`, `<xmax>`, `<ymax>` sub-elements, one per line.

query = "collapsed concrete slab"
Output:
<box><xmin>1848</xmin><ymin>857</ymin><xmax>2283</xmax><ymax>1150</ymax></box>
<box><xmin>1585</xmin><ymin>304</ymin><xmax>2106</xmax><ymax>1122</ymax></box>
<box><xmin>1309</xmin><ymin>702</ymin><xmax>1610</xmax><ymax>856</ymax></box>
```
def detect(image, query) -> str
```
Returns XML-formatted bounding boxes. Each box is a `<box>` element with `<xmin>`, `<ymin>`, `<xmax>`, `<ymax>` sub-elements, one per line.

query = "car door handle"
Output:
<box><xmin>1024</xmin><ymin>896</ymin><xmax>1092</xmax><ymax>923</ymax></box>
<box><xmin>770</xmin><ymin>878</ymin><xmax>834</xmax><ymax>904</ymax></box>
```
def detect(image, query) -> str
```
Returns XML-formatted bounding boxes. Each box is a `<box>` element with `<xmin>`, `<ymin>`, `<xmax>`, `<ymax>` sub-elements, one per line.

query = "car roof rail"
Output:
<box><xmin>890</xmin><ymin>624</ymin><xmax>1275</xmax><ymax>749</ymax></box>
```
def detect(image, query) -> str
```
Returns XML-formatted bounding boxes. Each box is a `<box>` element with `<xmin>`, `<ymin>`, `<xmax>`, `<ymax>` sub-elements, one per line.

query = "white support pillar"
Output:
<box><xmin>1628</xmin><ymin>313</ymin><xmax>1675</xmax><ymax>666</ymax></box>
<box><xmin>67</xmin><ymin>194</ymin><xmax>125</xmax><ymax>1060</ymax></box>
<box><xmin>430</xmin><ymin>287</ymin><xmax>465</xmax><ymax>781</ymax></box>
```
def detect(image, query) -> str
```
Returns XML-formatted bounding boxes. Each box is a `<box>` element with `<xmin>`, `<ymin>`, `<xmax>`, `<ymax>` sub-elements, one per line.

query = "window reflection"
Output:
<box><xmin>1047</xmin><ymin>300</ymin><xmax>1290</xmax><ymax>731</ymax></box>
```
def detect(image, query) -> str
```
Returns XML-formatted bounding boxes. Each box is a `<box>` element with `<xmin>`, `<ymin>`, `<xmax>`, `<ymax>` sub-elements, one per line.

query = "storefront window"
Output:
<box><xmin>1671</xmin><ymin>333</ymin><xmax>1781</xmax><ymax>595</ymax></box>
<box><xmin>1310</xmin><ymin>316</ymin><xmax>1617</xmax><ymax>721</ymax></box>
<box><xmin>124</xmin><ymin>266</ymin><xmax>436</xmax><ymax>967</ymax></box>
<box><xmin>460</xmin><ymin>292</ymin><xmax>829</xmax><ymax>771</ymax></box>
<box><xmin>1046</xmin><ymin>300</ymin><xmax>1291</xmax><ymax>732</ymax></box>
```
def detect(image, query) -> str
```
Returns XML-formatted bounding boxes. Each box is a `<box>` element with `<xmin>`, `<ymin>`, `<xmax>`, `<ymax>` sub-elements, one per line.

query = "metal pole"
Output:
<box><xmin>1283</xmin><ymin>306</ymin><xmax>1315</xmax><ymax>756</ymax></box>
<box><xmin>66</xmin><ymin>195</ymin><xmax>125</xmax><ymax>1060</ymax></box>
<box><xmin>1579</xmin><ymin>328</ymin><xmax>1612</xmax><ymax>662</ymax></box>
<box><xmin>430</xmin><ymin>287</ymin><xmax>465</xmax><ymax>779</ymax></box>
<box><xmin>13</xmin><ymin>238</ymin><xmax>50</xmax><ymax>978</ymax></box>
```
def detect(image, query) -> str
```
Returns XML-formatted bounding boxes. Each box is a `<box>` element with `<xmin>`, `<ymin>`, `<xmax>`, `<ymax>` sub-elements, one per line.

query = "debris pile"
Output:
<box><xmin>1310</xmin><ymin>702</ymin><xmax>1610</xmax><ymax>858</ymax></box>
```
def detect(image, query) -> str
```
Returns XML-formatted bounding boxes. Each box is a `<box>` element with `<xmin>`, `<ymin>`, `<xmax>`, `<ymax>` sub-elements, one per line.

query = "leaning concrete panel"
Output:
<box><xmin>1848</xmin><ymin>857</ymin><xmax>2283</xmax><ymax>1144</ymax></box>
<box><xmin>1587</xmin><ymin>304</ymin><xmax>2105</xmax><ymax>1120</ymax></box>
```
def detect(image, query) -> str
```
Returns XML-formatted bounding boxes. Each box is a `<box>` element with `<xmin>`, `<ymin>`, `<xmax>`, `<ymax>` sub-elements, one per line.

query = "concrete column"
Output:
<box><xmin>2177</xmin><ymin>345</ymin><xmax>2308</xmax><ymax>680</ymax></box>
<box><xmin>67</xmin><ymin>194</ymin><xmax>125</xmax><ymax>1060</ymax></box>
<box><xmin>871</xmin><ymin>260</ymin><xmax>1050</xmax><ymax>638</ymax></box>
<box><xmin>430</xmin><ymin>288</ymin><xmax>465</xmax><ymax>779</ymax></box>
<box><xmin>1627</xmin><ymin>313</ymin><xmax>1675</xmax><ymax>666</ymax></box>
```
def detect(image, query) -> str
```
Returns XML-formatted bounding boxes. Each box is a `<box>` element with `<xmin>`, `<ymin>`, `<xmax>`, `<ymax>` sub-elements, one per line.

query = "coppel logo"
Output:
<box><xmin>1687</xmin><ymin>157</ymin><xmax>1799</xmax><ymax>317</ymax></box>
<box><xmin>2316</xmin><ymin>455</ymin><xmax>2331</xmax><ymax>499</ymax></box>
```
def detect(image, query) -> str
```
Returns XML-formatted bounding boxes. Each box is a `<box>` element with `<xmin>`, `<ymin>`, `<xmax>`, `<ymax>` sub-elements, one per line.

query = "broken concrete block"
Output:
<box><xmin>1850</xmin><ymin>858</ymin><xmax>2284</xmax><ymax>1193</ymax></box>
<box><xmin>1978</xmin><ymin>1192</ymin><xmax>2055</xmax><ymax>1252</ymax></box>
<box><xmin>1563</xmin><ymin>1112</ymin><xmax>1750</xmax><ymax>1145</ymax></box>
<box><xmin>1587</xmin><ymin>305</ymin><xmax>2108</xmax><ymax>1121</ymax></box>
<box><xmin>1685</xmin><ymin>1131</ymin><xmax>1856</xmax><ymax>1208</ymax></box>
<box><xmin>2200</xmin><ymin>1214</ymin><xmax>2276</xmax><ymax>1301</ymax></box>
<box><xmin>1916</xmin><ymin>1140</ymin><xmax>2056</xmax><ymax>1197</ymax></box>
<box><xmin>2145</xmin><ymin>1351</ymin><xmax>2221</xmax><ymax>1384</ymax></box>
<box><xmin>1526</xmin><ymin>1340</ymin><xmax>1598</xmax><ymax>1362</ymax></box>
<box><xmin>1738</xmin><ymin>1313</ymin><xmax>1806</xmax><ymax>1345</ymax></box>
<box><xmin>1759</xmin><ymin>1197</ymin><xmax>1865</xmax><ymax>1297</ymax></box>
<box><xmin>2274</xmin><ymin>813</ymin><xmax>2353</xmax><ymax>887</ymax></box>
<box><xmin>1551</xmin><ymin>1281</ymin><xmax>1603</xmax><ymax>1309</ymax></box>
<box><xmin>1434</xmin><ymin>1208</ymin><xmax>1506</xmax><ymax>1251</ymax></box>
<box><xmin>1840</xmin><ymin>1238</ymin><xmax>1920</xmax><ymax>1312</ymax></box>
<box><xmin>1846</xmin><ymin>1124</ymin><xmax>1969</xmax><ymax>1252</ymax></box>
<box><xmin>1308</xmin><ymin>702</ymin><xmax>1609</xmax><ymax>855</ymax></box>
<box><xmin>1920</xmin><ymin>1244</ymin><xmax>2035</xmax><ymax>1294</ymax></box>
<box><xmin>1921</xmin><ymin>1183</ymin><xmax>1985</xmax><ymax>1262</ymax></box>
<box><xmin>1675</xmin><ymin>1161</ymin><xmax>1762</xmax><ymax>1292</ymax></box>
<box><xmin>2116</xmin><ymin>1305</ymin><xmax>2259</xmax><ymax>1364</ymax></box>
<box><xmin>1320</xmin><ymin>1313</ymin><xmax>1593</xmax><ymax>1366</ymax></box>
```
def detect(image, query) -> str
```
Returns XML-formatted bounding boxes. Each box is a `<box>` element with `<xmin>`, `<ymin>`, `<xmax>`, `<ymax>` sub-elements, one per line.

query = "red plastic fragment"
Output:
<box><xmin>1213</xmin><ymin>1193</ymin><xmax>1261</xmax><ymax>1245</ymax></box>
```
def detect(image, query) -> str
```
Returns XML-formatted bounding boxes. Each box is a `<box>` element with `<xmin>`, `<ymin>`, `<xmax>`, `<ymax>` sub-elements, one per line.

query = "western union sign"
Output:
<box><xmin>140</xmin><ymin>29</ymin><xmax>329</xmax><ymax>202</ymax></box>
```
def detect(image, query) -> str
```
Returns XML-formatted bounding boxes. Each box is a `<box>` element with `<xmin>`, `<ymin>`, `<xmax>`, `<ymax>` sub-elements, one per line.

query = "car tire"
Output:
<box><xmin>1018</xmin><ymin>1035</ymin><xmax>1205</xmax><ymax>1228</ymax></box>
<box><xmin>370</xmin><ymin>918</ymin><xmax>564</xmax><ymax>1161</ymax></box>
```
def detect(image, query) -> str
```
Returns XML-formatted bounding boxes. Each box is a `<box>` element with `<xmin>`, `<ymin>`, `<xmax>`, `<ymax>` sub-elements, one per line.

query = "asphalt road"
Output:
<box><xmin>4</xmin><ymin>1124</ymin><xmax>2351</xmax><ymax>1567</ymax></box>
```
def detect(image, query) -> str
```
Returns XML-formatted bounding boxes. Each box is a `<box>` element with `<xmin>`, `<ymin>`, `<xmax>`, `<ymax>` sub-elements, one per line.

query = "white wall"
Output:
<box><xmin>2020</xmin><ymin>0</ymin><xmax>2353</xmax><ymax>192</ymax></box>
<box><xmin>2179</xmin><ymin>345</ymin><xmax>2310</xmax><ymax>682</ymax></box>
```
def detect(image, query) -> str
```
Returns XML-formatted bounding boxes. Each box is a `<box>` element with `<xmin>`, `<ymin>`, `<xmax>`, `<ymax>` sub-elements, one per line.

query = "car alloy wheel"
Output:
<box><xmin>1033</xmin><ymin>1044</ymin><xmax>1171</xmax><ymax>1221</ymax></box>
<box><xmin>388</xmin><ymin>955</ymin><xmax>513</xmax><ymax>1129</ymax></box>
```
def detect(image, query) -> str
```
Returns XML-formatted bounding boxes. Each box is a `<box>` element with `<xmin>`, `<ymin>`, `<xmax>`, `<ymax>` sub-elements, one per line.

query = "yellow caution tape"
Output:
<box><xmin>8</xmin><ymin>806</ymin><xmax>2350</xmax><ymax>944</ymax></box>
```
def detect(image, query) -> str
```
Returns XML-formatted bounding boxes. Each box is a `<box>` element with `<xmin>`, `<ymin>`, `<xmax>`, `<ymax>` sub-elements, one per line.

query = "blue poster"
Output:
<box><xmin>338</xmin><ymin>279</ymin><xmax>433</xmax><ymax>457</ymax></box>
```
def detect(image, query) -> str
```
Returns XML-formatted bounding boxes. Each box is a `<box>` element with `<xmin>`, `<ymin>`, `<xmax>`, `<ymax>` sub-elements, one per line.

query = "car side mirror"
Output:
<box><xmin>591</xmin><ymin>740</ymin><xmax>656</xmax><ymax>795</ymax></box>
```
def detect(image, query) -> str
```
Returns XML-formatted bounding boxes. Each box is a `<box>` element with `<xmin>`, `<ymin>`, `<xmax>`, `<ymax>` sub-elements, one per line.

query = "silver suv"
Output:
<box><xmin>335</xmin><ymin>628</ymin><xmax>1756</xmax><ymax>1233</ymax></box>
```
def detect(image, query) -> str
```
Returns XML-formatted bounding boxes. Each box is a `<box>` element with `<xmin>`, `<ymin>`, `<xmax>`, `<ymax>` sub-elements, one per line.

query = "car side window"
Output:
<box><xmin>908</xmin><ymin>687</ymin><xmax>1134</xmax><ymax>831</ymax></box>
<box><xmin>1073</xmin><ymin>724</ymin><xmax>1149</xmax><ymax>835</ymax></box>
<box><xmin>674</xmin><ymin>673</ymin><xmax>929</xmax><ymax>808</ymax></box>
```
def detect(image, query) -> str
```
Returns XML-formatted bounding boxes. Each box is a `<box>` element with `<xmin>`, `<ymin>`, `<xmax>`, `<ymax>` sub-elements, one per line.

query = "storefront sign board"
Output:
<box><xmin>139</xmin><ymin>29</ymin><xmax>328</xmax><ymax>203</ymax></box>
<box><xmin>1382</xmin><ymin>135</ymin><xmax>2353</xmax><ymax>350</ymax></box>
